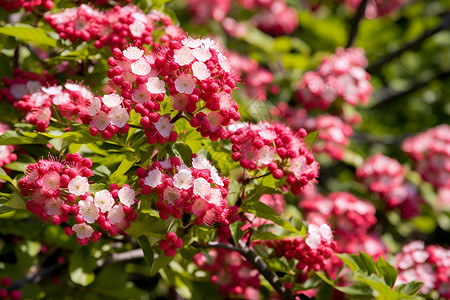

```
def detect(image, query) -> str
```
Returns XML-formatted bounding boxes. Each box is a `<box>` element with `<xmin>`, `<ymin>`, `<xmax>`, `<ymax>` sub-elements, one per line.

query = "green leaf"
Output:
<box><xmin>376</xmin><ymin>257</ymin><xmax>398</xmax><ymax>288</ymax></box>
<box><xmin>0</xmin><ymin>25</ymin><xmax>57</xmax><ymax>47</ymax></box>
<box><xmin>243</xmin><ymin>200</ymin><xmax>302</xmax><ymax>234</ymax></box>
<box><xmin>229</xmin><ymin>221</ymin><xmax>246</xmax><ymax>245</ymax></box>
<box><xmin>69</xmin><ymin>247</ymin><xmax>96</xmax><ymax>286</ymax></box>
<box><xmin>137</xmin><ymin>235</ymin><xmax>154</xmax><ymax>267</ymax></box>
<box><xmin>172</xmin><ymin>143</ymin><xmax>193</xmax><ymax>166</ymax></box>
<box><xmin>0</xmin><ymin>130</ymin><xmax>49</xmax><ymax>145</ymax></box>
<box><xmin>109</xmin><ymin>156</ymin><xmax>137</xmax><ymax>185</ymax></box>
<box><xmin>304</xmin><ymin>131</ymin><xmax>319</xmax><ymax>151</ymax></box>
<box><xmin>149</xmin><ymin>250</ymin><xmax>174</xmax><ymax>276</ymax></box>
<box><xmin>359</xmin><ymin>252</ymin><xmax>378</xmax><ymax>275</ymax></box>
<box><xmin>4</xmin><ymin>192</ymin><xmax>26</xmax><ymax>210</ymax></box>
<box><xmin>336</xmin><ymin>253</ymin><xmax>361</xmax><ymax>272</ymax></box>
<box><xmin>395</xmin><ymin>281</ymin><xmax>423</xmax><ymax>296</ymax></box>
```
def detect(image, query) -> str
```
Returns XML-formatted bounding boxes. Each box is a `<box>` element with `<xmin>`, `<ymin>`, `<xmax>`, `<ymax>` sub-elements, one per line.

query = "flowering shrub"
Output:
<box><xmin>0</xmin><ymin>0</ymin><xmax>448</xmax><ymax>299</ymax></box>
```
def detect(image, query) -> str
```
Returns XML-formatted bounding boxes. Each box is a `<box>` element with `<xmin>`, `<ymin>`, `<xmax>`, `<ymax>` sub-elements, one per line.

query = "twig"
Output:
<box><xmin>7</xmin><ymin>263</ymin><xmax>66</xmax><ymax>292</ymax></box>
<box><xmin>96</xmin><ymin>248</ymin><xmax>144</xmax><ymax>268</ymax></box>
<box><xmin>366</xmin><ymin>13</ymin><xmax>450</xmax><ymax>73</ymax></box>
<box><xmin>372</xmin><ymin>69</ymin><xmax>450</xmax><ymax>107</ymax></box>
<box><xmin>346</xmin><ymin>0</ymin><xmax>369</xmax><ymax>48</ymax></box>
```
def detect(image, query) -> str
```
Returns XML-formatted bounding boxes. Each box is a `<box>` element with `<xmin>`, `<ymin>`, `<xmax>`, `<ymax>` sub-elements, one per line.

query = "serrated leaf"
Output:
<box><xmin>376</xmin><ymin>257</ymin><xmax>397</xmax><ymax>288</ymax></box>
<box><xmin>336</xmin><ymin>253</ymin><xmax>360</xmax><ymax>272</ymax></box>
<box><xmin>395</xmin><ymin>281</ymin><xmax>423</xmax><ymax>296</ymax></box>
<box><xmin>0</xmin><ymin>25</ymin><xmax>57</xmax><ymax>47</ymax></box>
<box><xmin>359</xmin><ymin>252</ymin><xmax>378</xmax><ymax>275</ymax></box>
<box><xmin>305</xmin><ymin>131</ymin><xmax>319</xmax><ymax>151</ymax></box>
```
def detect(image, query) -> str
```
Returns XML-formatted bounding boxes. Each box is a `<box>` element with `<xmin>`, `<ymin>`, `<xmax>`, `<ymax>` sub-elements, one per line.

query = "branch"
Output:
<box><xmin>96</xmin><ymin>248</ymin><xmax>144</xmax><ymax>268</ymax></box>
<box><xmin>346</xmin><ymin>0</ymin><xmax>369</xmax><ymax>48</ymax></box>
<box><xmin>7</xmin><ymin>263</ymin><xmax>66</xmax><ymax>292</ymax></box>
<box><xmin>366</xmin><ymin>13</ymin><xmax>450</xmax><ymax>73</ymax></box>
<box><xmin>194</xmin><ymin>241</ymin><xmax>293</xmax><ymax>299</ymax></box>
<box><xmin>372</xmin><ymin>69</ymin><xmax>450</xmax><ymax>107</ymax></box>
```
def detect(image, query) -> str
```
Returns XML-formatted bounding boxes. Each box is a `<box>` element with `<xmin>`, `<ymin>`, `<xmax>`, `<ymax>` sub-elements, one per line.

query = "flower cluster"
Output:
<box><xmin>44</xmin><ymin>5</ymin><xmax>183</xmax><ymax>49</ymax></box>
<box><xmin>0</xmin><ymin>123</ymin><xmax>17</xmax><ymax>168</ymax></box>
<box><xmin>265</xmin><ymin>224</ymin><xmax>337</xmax><ymax>277</ymax></box>
<box><xmin>158</xmin><ymin>232</ymin><xmax>184</xmax><ymax>257</ymax></box>
<box><xmin>343</xmin><ymin>0</ymin><xmax>406</xmax><ymax>19</ymax></box>
<box><xmin>296</xmin><ymin>47</ymin><xmax>372</xmax><ymax>110</ymax></box>
<box><xmin>104</xmin><ymin>37</ymin><xmax>240</xmax><ymax>143</ymax></box>
<box><xmin>1</xmin><ymin>69</ymin><xmax>57</xmax><ymax>103</ymax></box>
<box><xmin>137</xmin><ymin>154</ymin><xmax>231</xmax><ymax>227</ymax></box>
<box><xmin>228</xmin><ymin>121</ymin><xmax>319</xmax><ymax>194</ymax></box>
<box><xmin>356</xmin><ymin>153</ymin><xmax>423</xmax><ymax>218</ymax></box>
<box><xmin>402</xmin><ymin>124</ymin><xmax>450</xmax><ymax>189</ymax></box>
<box><xmin>395</xmin><ymin>241</ymin><xmax>450</xmax><ymax>298</ymax></box>
<box><xmin>14</xmin><ymin>82</ymin><xmax>94</xmax><ymax>132</ymax></box>
<box><xmin>0</xmin><ymin>0</ymin><xmax>53</xmax><ymax>12</ymax></box>
<box><xmin>228</xmin><ymin>52</ymin><xmax>275</xmax><ymax>102</ymax></box>
<box><xmin>19</xmin><ymin>154</ymin><xmax>139</xmax><ymax>246</ymax></box>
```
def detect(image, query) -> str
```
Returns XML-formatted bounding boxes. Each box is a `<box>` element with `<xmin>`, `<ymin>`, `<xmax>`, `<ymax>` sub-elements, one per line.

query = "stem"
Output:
<box><xmin>366</xmin><ymin>13</ymin><xmax>450</xmax><ymax>73</ymax></box>
<box><xmin>244</xmin><ymin>172</ymin><xmax>271</xmax><ymax>184</ymax></box>
<box><xmin>346</xmin><ymin>0</ymin><xmax>369</xmax><ymax>48</ymax></box>
<box><xmin>96</xmin><ymin>249</ymin><xmax>144</xmax><ymax>268</ymax></box>
<box><xmin>170</xmin><ymin>111</ymin><xmax>183</xmax><ymax>123</ymax></box>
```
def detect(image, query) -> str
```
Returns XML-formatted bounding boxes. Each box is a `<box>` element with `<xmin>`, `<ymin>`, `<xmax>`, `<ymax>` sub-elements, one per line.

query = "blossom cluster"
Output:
<box><xmin>296</xmin><ymin>47</ymin><xmax>372</xmax><ymax>110</ymax></box>
<box><xmin>264</xmin><ymin>224</ymin><xmax>337</xmax><ymax>281</ymax></box>
<box><xmin>356</xmin><ymin>153</ymin><xmax>423</xmax><ymax>218</ymax></box>
<box><xmin>395</xmin><ymin>241</ymin><xmax>450</xmax><ymax>298</ymax></box>
<box><xmin>0</xmin><ymin>0</ymin><xmax>53</xmax><ymax>12</ymax></box>
<box><xmin>44</xmin><ymin>5</ymin><xmax>183</xmax><ymax>49</ymax></box>
<box><xmin>402</xmin><ymin>124</ymin><xmax>450</xmax><ymax>191</ymax></box>
<box><xmin>18</xmin><ymin>154</ymin><xmax>139</xmax><ymax>246</ymax></box>
<box><xmin>186</xmin><ymin>0</ymin><xmax>298</xmax><ymax>36</ymax></box>
<box><xmin>228</xmin><ymin>121</ymin><xmax>319</xmax><ymax>193</ymax></box>
<box><xmin>103</xmin><ymin>37</ymin><xmax>240</xmax><ymax>143</ymax></box>
<box><xmin>137</xmin><ymin>154</ymin><xmax>231</xmax><ymax>227</ymax></box>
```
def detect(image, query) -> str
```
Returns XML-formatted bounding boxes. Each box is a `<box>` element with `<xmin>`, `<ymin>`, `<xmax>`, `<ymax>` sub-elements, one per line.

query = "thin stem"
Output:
<box><xmin>244</xmin><ymin>172</ymin><xmax>271</xmax><ymax>184</ymax></box>
<box><xmin>346</xmin><ymin>0</ymin><xmax>369</xmax><ymax>48</ymax></box>
<box><xmin>366</xmin><ymin>13</ymin><xmax>450</xmax><ymax>73</ymax></box>
<box><xmin>170</xmin><ymin>111</ymin><xmax>183</xmax><ymax>123</ymax></box>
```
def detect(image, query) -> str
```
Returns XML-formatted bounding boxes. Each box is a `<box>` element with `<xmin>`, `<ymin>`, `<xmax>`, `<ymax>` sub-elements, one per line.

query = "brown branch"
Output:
<box><xmin>366</xmin><ymin>13</ymin><xmax>450</xmax><ymax>73</ymax></box>
<box><xmin>96</xmin><ymin>248</ymin><xmax>144</xmax><ymax>268</ymax></box>
<box><xmin>346</xmin><ymin>0</ymin><xmax>370</xmax><ymax>48</ymax></box>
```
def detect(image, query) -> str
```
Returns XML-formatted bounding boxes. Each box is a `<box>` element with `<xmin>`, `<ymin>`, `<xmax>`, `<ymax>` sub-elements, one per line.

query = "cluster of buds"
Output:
<box><xmin>137</xmin><ymin>154</ymin><xmax>231</xmax><ymax>227</ymax></box>
<box><xmin>0</xmin><ymin>0</ymin><xmax>53</xmax><ymax>12</ymax></box>
<box><xmin>265</xmin><ymin>224</ymin><xmax>337</xmax><ymax>278</ymax></box>
<box><xmin>158</xmin><ymin>232</ymin><xmax>184</xmax><ymax>257</ymax></box>
<box><xmin>44</xmin><ymin>5</ymin><xmax>183</xmax><ymax>49</ymax></box>
<box><xmin>104</xmin><ymin>37</ymin><xmax>241</xmax><ymax>143</ymax></box>
<box><xmin>228</xmin><ymin>121</ymin><xmax>319</xmax><ymax>194</ymax></box>
<box><xmin>18</xmin><ymin>154</ymin><xmax>139</xmax><ymax>246</ymax></box>
<box><xmin>0</xmin><ymin>277</ymin><xmax>21</xmax><ymax>300</ymax></box>
<box><xmin>0</xmin><ymin>123</ymin><xmax>17</xmax><ymax>168</ymax></box>
<box><xmin>228</xmin><ymin>52</ymin><xmax>275</xmax><ymax>102</ymax></box>
<box><xmin>1</xmin><ymin>69</ymin><xmax>57</xmax><ymax>103</ymax></box>
<box><xmin>296</xmin><ymin>47</ymin><xmax>372</xmax><ymax>110</ymax></box>
<box><xmin>271</xmin><ymin>104</ymin><xmax>357</xmax><ymax>160</ymax></box>
<box><xmin>395</xmin><ymin>241</ymin><xmax>450</xmax><ymax>298</ymax></box>
<box><xmin>343</xmin><ymin>0</ymin><xmax>406</xmax><ymax>19</ymax></box>
<box><xmin>402</xmin><ymin>124</ymin><xmax>450</xmax><ymax>189</ymax></box>
<box><xmin>356</xmin><ymin>153</ymin><xmax>423</xmax><ymax>218</ymax></box>
<box><xmin>13</xmin><ymin>82</ymin><xmax>94</xmax><ymax>132</ymax></box>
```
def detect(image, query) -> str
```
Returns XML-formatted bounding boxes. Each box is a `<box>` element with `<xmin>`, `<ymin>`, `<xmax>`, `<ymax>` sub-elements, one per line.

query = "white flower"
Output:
<box><xmin>131</xmin><ymin>57</ymin><xmax>151</xmax><ymax>76</ymax></box>
<box><xmin>42</xmin><ymin>85</ymin><xmax>63</xmax><ymax>95</ymax></box>
<box><xmin>130</xmin><ymin>20</ymin><xmax>146</xmax><ymax>37</ymax></box>
<box><xmin>163</xmin><ymin>187</ymin><xmax>180</xmax><ymax>204</ymax></box>
<box><xmin>132</xmin><ymin>85</ymin><xmax>151</xmax><ymax>103</ymax></box>
<box><xmin>123</xmin><ymin>46</ymin><xmax>144</xmax><ymax>60</ymax></box>
<box><xmin>92</xmin><ymin>111</ymin><xmax>110</xmax><ymax>131</ymax></box>
<box><xmin>258</xmin><ymin>145</ymin><xmax>275</xmax><ymax>165</ymax></box>
<box><xmin>217</xmin><ymin>53</ymin><xmax>231</xmax><ymax>72</ymax></box>
<box><xmin>146</xmin><ymin>77</ymin><xmax>166</xmax><ymax>94</ymax></box>
<box><xmin>68</xmin><ymin>175</ymin><xmax>90</xmax><ymax>196</ymax></box>
<box><xmin>192</xmin><ymin>154</ymin><xmax>211</xmax><ymax>170</ymax></box>
<box><xmin>108</xmin><ymin>106</ymin><xmax>129</xmax><ymax>128</ymax></box>
<box><xmin>193</xmin><ymin>177</ymin><xmax>211</xmax><ymax>198</ymax></box>
<box><xmin>174</xmin><ymin>74</ymin><xmax>196</xmax><ymax>94</ymax></box>
<box><xmin>30</xmin><ymin>92</ymin><xmax>49</xmax><ymax>107</ymax></box>
<box><xmin>72</xmin><ymin>223</ymin><xmax>94</xmax><ymax>239</ymax></box>
<box><xmin>52</xmin><ymin>92</ymin><xmax>71</xmax><ymax>105</ymax></box>
<box><xmin>44</xmin><ymin>197</ymin><xmax>63</xmax><ymax>216</ymax></box>
<box><xmin>174</xmin><ymin>46</ymin><xmax>195</xmax><ymax>66</ymax></box>
<box><xmin>181</xmin><ymin>37</ymin><xmax>203</xmax><ymax>48</ymax></box>
<box><xmin>9</xmin><ymin>83</ymin><xmax>28</xmax><ymax>99</ymax></box>
<box><xmin>144</xmin><ymin>168</ymin><xmax>163</xmax><ymax>188</ymax></box>
<box><xmin>26</xmin><ymin>80</ymin><xmax>42</xmax><ymax>93</ymax></box>
<box><xmin>192</xmin><ymin>61</ymin><xmax>210</xmax><ymax>80</ymax></box>
<box><xmin>209</xmin><ymin>167</ymin><xmax>224</xmax><ymax>186</ymax></box>
<box><xmin>305</xmin><ymin>224</ymin><xmax>321</xmax><ymax>249</ymax></box>
<box><xmin>102</xmin><ymin>93</ymin><xmax>122</xmax><ymax>108</ymax></box>
<box><xmin>319</xmin><ymin>224</ymin><xmax>333</xmax><ymax>241</ymax></box>
<box><xmin>192</xmin><ymin>46</ymin><xmax>211</xmax><ymax>62</ymax></box>
<box><xmin>173</xmin><ymin>169</ymin><xmax>193</xmax><ymax>189</ymax></box>
<box><xmin>154</xmin><ymin>115</ymin><xmax>174</xmax><ymax>138</ymax></box>
<box><xmin>78</xmin><ymin>196</ymin><xmax>99</xmax><ymax>223</ymax></box>
<box><xmin>87</xmin><ymin>97</ymin><xmax>101</xmax><ymax>116</ymax></box>
<box><xmin>108</xmin><ymin>204</ymin><xmax>125</xmax><ymax>225</ymax></box>
<box><xmin>94</xmin><ymin>189</ymin><xmax>115</xmax><ymax>213</ymax></box>
<box><xmin>208</xmin><ymin>188</ymin><xmax>222</xmax><ymax>206</ymax></box>
<box><xmin>118</xmin><ymin>186</ymin><xmax>136</xmax><ymax>206</ymax></box>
